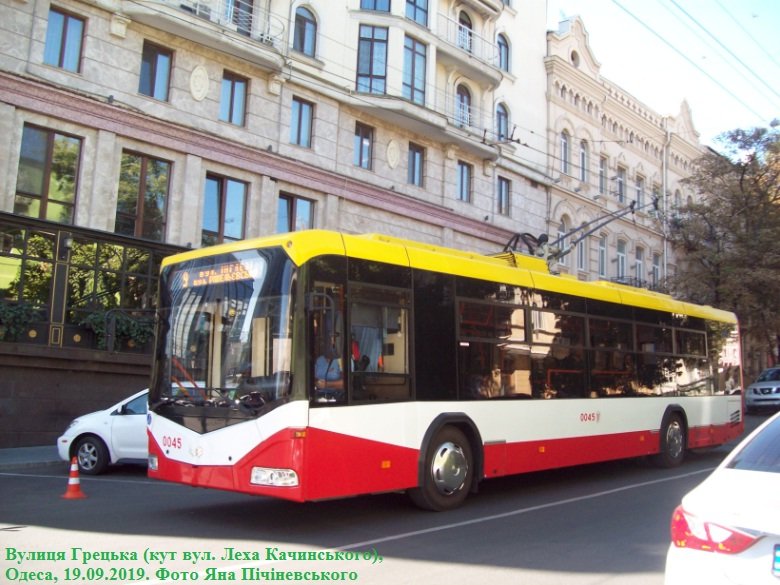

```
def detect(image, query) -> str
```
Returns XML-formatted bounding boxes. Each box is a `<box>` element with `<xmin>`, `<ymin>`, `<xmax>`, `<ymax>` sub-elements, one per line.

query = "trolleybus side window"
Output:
<box><xmin>349</xmin><ymin>283</ymin><xmax>411</xmax><ymax>403</ymax></box>
<box><xmin>413</xmin><ymin>269</ymin><xmax>457</xmax><ymax>401</ymax></box>
<box><xmin>529</xmin><ymin>310</ymin><xmax>588</xmax><ymax>399</ymax></box>
<box><xmin>455</xmin><ymin>283</ymin><xmax>533</xmax><ymax>401</ymax></box>
<box><xmin>308</xmin><ymin>256</ymin><xmax>347</xmax><ymax>404</ymax></box>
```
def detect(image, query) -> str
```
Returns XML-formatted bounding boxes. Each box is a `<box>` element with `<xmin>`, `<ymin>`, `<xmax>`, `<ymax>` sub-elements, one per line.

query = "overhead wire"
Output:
<box><xmin>610</xmin><ymin>0</ymin><xmax>769</xmax><ymax>123</ymax></box>
<box><xmin>665</xmin><ymin>0</ymin><xmax>780</xmax><ymax>105</ymax></box>
<box><xmin>713</xmin><ymin>0</ymin><xmax>780</xmax><ymax>74</ymax></box>
<box><xmin>117</xmin><ymin>0</ymin><xmax>712</xmax><ymax>189</ymax></box>
<box><xmin>276</xmin><ymin>8</ymin><xmax>695</xmax><ymax>180</ymax></box>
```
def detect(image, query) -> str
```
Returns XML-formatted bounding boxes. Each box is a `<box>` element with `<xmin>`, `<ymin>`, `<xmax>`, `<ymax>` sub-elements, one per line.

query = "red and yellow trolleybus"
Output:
<box><xmin>147</xmin><ymin>230</ymin><xmax>743</xmax><ymax>510</ymax></box>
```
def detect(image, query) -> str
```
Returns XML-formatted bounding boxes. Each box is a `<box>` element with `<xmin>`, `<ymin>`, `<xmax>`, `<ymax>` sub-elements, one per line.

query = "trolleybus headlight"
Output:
<box><xmin>148</xmin><ymin>455</ymin><xmax>158</xmax><ymax>471</ymax></box>
<box><xmin>250</xmin><ymin>467</ymin><xmax>298</xmax><ymax>487</ymax></box>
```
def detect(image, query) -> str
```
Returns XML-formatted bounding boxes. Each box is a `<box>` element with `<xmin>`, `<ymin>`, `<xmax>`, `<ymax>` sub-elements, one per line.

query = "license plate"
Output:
<box><xmin>774</xmin><ymin>545</ymin><xmax>780</xmax><ymax>577</ymax></box>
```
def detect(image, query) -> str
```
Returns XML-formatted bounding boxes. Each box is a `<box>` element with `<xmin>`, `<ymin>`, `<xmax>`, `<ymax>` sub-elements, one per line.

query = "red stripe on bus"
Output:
<box><xmin>482</xmin><ymin>421</ymin><xmax>741</xmax><ymax>477</ymax></box>
<box><xmin>149</xmin><ymin>420</ymin><xmax>741</xmax><ymax>500</ymax></box>
<box><xmin>483</xmin><ymin>430</ymin><xmax>657</xmax><ymax>477</ymax></box>
<box><xmin>300</xmin><ymin>427</ymin><xmax>419</xmax><ymax>500</ymax></box>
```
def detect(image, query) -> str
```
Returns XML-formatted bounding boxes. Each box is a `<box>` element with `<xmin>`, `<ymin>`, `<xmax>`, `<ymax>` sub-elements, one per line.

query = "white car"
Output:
<box><xmin>664</xmin><ymin>411</ymin><xmax>780</xmax><ymax>585</ymax></box>
<box><xmin>745</xmin><ymin>367</ymin><xmax>780</xmax><ymax>413</ymax></box>
<box><xmin>57</xmin><ymin>389</ymin><xmax>148</xmax><ymax>475</ymax></box>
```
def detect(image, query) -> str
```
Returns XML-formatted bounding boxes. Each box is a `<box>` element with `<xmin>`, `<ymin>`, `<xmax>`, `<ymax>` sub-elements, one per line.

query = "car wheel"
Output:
<box><xmin>653</xmin><ymin>414</ymin><xmax>686</xmax><ymax>468</ymax></box>
<box><xmin>74</xmin><ymin>436</ymin><xmax>109</xmax><ymax>475</ymax></box>
<box><xmin>409</xmin><ymin>426</ymin><xmax>473</xmax><ymax>511</ymax></box>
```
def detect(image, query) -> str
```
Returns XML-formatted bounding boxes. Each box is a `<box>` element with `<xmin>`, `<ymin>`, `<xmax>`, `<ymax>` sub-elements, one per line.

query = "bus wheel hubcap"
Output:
<box><xmin>667</xmin><ymin>421</ymin><xmax>683</xmax><ymax>458</ymax></box>
<box><xmin>431</xmin><ymin>442</ymin><xmax>468</xmax><ymax>495</ymax></box>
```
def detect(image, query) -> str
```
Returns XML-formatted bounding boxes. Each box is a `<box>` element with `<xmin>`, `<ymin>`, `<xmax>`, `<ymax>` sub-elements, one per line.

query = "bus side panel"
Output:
<box><xmin>483</xmin><ymin>417</ymin><xmax>740</xmax><ymax>478</ymax></box>
<box><xmin>483</xmin><ymin>430</ymin><xmax>657</xmax><ymax>478</ymax></box>
<box><xmin>301</xmin><ymin>427</ymin><xmax>419</xmax><ymax>501</ymax></box>
<box><xmin>475</xmin><ymin>396</ymin><xmax>743</xmax><ymax>478</ymax></box>
<box><xmin>687</xmin><ymin>421</ymin><xmax>743</xmax><ymax>448</ymax></box>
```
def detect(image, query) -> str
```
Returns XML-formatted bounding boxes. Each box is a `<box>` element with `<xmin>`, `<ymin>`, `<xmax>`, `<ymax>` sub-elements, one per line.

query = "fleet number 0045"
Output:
<box><xmin>162</xmin><ymin>436</ymin><xmax>182</xmax><ymax>449</ymax></box>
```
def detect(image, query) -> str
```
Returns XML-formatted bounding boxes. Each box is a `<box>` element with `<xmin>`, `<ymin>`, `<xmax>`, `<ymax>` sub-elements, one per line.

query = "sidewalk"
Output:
<box><xmin>0</xmin><ymin>445</ymin><xmax>64</xmax><ymax>471</ymax></box>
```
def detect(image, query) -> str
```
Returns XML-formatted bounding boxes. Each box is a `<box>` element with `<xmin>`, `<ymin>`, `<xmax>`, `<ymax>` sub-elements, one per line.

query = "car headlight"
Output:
<box><xmin>66</xmin><ymin>419</ymin><xmax>81</xmax><ymax>430</ymax></box>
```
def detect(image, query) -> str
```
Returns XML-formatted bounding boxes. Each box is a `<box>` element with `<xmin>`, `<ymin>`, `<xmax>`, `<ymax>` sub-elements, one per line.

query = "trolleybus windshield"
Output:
<box><xmin>150</xmin><ymin>247</ymin><xmax>295</xmax><ymax>430</ymax></box>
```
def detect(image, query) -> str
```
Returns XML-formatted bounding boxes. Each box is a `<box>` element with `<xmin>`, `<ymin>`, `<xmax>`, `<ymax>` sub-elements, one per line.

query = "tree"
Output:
<box><xmin>668</xmin><ymin>123</ymin><xmax>780</xmax><ymax>378</ymax></box>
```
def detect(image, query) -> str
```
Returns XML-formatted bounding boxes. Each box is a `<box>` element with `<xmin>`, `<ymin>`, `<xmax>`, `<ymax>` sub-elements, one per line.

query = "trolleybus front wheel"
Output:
<box><xmin>409</xmin><ymin>426</ymin><xmax>473</xmax><ymax>511</ymax></box>
<box><xmin>653</xmin><ymin>414</ymin><xmax>686</xmax><ymax>468</ymax></box>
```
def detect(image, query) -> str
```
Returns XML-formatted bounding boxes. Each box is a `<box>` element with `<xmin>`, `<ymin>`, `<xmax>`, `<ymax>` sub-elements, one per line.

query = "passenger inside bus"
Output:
<box><xmin>314</xmin><ymin>340</ymin><xmax>344</xmax><ymax>402</ymax></box>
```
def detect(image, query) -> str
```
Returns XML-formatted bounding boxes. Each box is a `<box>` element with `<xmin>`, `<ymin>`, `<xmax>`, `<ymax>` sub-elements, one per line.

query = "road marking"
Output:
<box><xmin>0</xmin><ymin>471</ymin><xmax>165</xmax><ymax>486</ymax></box>
<box><xmin>145</xmin><ymin>466</ymin><xmax>713</xmax><ymax>584</ymax></box>
<box><xmin>339</xmin><ymin>468</ymin><xmax>713</xmax><ymax>550</ymax></box>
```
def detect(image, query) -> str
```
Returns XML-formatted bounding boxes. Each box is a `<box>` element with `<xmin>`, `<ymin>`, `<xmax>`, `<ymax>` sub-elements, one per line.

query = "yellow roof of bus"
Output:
<box><xmin>161</xmin><ymin>230</ymin><xmax>736</xmax><ymax>324</ymax></box>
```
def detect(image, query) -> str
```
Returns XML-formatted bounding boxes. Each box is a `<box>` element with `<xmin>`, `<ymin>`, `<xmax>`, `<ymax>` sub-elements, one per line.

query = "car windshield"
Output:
<box><xmin>756</xmin><ymin>368</ymin><xmax>780</xmax><ymax>382</ymax></box>
<box><xmin>728</xmin><ymin>415</ymin><xmax>780</xmax><ymax>473</ymax></box>
<box><xmin>150</xmin><ymin>247</ymin><xmax>295</xmax><ymax>430</ymax></box>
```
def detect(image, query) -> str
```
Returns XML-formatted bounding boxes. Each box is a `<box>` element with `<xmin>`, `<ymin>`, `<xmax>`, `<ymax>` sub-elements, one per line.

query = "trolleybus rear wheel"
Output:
<box><xmin>654</xmin><ymin>414</ymin><xmax>686</xmax><ymax>468</ymax></box>
<box><xmin>409</xmin><ymin>426</ymin><xmax>473</xmax><ymax>511</ymax></box>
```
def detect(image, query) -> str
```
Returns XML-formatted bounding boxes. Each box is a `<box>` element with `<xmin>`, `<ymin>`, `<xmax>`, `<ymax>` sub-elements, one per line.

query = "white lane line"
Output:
<box><xmin>0</xmin><ymin>472</ymin><xmax>165</xmax><ymax>486</ymax></box>
<box><xmin>148</xmin><ymin>466</ymin><xmax>713</xmax><ymax>584</ymax></box>
<box><xmin>339</xmin><ymin>467</ymin><xmax>713</xmax><ymax>550</ymax></box>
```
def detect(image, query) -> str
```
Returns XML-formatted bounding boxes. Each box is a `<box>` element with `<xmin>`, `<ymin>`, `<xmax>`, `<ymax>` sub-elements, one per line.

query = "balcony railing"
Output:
<box><xmin>436</xmin><ymin>13</ymin><xmax>499</xmax><ymax>69</ymax></box>
<box><xmin>175</xmin><ymin>0</ymin><xmax>286</xmax><ymax>51</ymax></box>
<box><xmin>609</xmin><ymin>276</ymin><xmax>668</xmax><ymax>294</ymax></box>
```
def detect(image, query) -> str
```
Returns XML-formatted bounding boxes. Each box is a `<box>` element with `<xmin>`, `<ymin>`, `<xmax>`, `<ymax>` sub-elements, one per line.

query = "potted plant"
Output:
<box><xmin>80</xmin><ymin>309</ymin><xmax>155</xmax><ymax>351</ymax></box>
<box><xmin>0</xmin><ymin>301</ymin><xmax>39</xmax><ymax>341</ymax></box>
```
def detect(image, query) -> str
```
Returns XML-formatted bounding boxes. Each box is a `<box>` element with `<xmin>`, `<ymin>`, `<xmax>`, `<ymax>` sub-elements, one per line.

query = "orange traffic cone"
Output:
<box><xmin>61</xmin><ymin>457</ymin><xmax>87</xmax><ymax>499</ymax></box>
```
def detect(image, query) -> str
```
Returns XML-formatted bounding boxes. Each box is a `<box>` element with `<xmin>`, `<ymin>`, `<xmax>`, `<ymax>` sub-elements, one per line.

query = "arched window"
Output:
<box><xmin>293</xmin><ymin>7</ymin><xmax>317</xmax><ymax>57</ymax></box>
<box><xmin>560</xmin><ymin>130</ymin><xmax>570</xmax><ymax>174</ymax></box>
<box><xmin>455</xmin><ymin>85</ymin><xmax>471</xmax><ymax>128</ymax></box>
<box><xmin>557</xmin><ymin>219</ymin><xmax>569</xmax><ymax>268</ymax></box>
<box><xmin>577</xmin><ymin>236</ymin><xmax>587</xmax><ymax>272</ymax></box>
<box><xmin>496</xmin><ymin>103</ymin><xmax>509</xmax><ymax>141</ymax></box>
<box><xmin>598</xmin><ymin>234</ymin><xmax>607</xmax><ymax>277</ymax></box>
<box><xmin>635</xmin><ymin>247</ymin><xmax>645</xmax><ymax>283</ymax></box>
<box><xmin>579</xmin><ymin>140</ymin><xmax>588</xmax><ymax>182</ymax></box>
<box><xmin>616</xmin><ymin>239</ymin><xmax>627</xmax><ymax>279</ymax></box>
<box><xmin>497</xmin><ymin>34</ymin><xmax>509</xmax><ymax>71</ymax></box>
<box><xmin>651</xmin><ymin>253</ymin><xmax>661</xmax><ymax>287</ymax></box>
<box><xmin>458</xmin><ymin>12</ymin><xmax>473</xmax><ymax>52</ymax></box>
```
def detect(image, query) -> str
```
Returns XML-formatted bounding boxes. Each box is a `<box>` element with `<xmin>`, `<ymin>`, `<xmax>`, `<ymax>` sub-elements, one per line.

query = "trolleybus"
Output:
<box><xmin>147</xmin><ymin>230</ymin><xmax>743</xmax><ymax>510</ymax></box>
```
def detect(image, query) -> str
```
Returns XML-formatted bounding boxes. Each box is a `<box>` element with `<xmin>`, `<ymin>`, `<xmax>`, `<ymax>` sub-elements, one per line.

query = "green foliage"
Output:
<box><xmin>668</xmin><ymin>123</ymin><xmax>780</xmax><ymax>376</ymax></box>
<box><xmin>0</xmin><ymin>301</ymin><xmax>40</xmax><ymax>341</ymax></box>
<box><xmin>80</xmin><ymin>310</ymin><xmax>155</xmax><ymax>350</ymax></box>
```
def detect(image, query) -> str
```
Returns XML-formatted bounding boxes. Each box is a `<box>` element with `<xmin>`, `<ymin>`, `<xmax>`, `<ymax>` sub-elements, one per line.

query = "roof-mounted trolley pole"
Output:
<box><xmin>504</xmin><ymin>197</ymin><xmax>659</xmax><ymax>273</ymax></box>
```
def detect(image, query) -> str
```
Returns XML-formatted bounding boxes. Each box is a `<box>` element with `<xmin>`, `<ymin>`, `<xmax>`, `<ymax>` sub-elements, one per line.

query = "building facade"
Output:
<box><xmin>545</xmin><ymin>18</ymin><xmax>701</xmax><ymax>287</ymax></box>
<box><xmin>0</xmin><ymin>0</ymin><xmax>704</xmax><ymax>446</ymax></box>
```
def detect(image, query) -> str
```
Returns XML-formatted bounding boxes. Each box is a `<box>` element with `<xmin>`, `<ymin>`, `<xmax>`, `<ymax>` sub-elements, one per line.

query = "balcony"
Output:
<box><xmin>609</xmin><ymin>276</ymin><xmax>668</xmax><ymax>294</ymax></box>
<box><xmin>348</xmin><ymin>85</ymin><xmax>499</xmax><ymax>160</ymax></box>
<box><xmin>121</xmin><ymin>0</ymin><xmax>287</xmax><ymax>72</ymax></box>
<box><xmin>435</xmin><ymin>13</ymin><xmax>502</xmax><ymax>88</ymax></box>
<box><xmin>458</xmin><ymin>0</ymin><xmax>505</xmax><ymax>18</ymax></box>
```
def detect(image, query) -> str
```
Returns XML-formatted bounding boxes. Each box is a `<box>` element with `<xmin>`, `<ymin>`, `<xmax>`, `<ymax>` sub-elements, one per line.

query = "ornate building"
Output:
<box><xmin>545</xmin><ymin>17</ymin><xmax>702</xmax><ymax>288</ymax></box>
<box><xmin>0</xmin><ymin>1</ymin><xmax>705</xmax><ymax>445</ymax></box>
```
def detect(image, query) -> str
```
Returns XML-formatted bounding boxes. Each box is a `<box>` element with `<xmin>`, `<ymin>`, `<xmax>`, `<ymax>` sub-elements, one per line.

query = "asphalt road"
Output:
<box><xmin>0</xmin><ymin>414</ymin><xmax>768</xmax><ymax>585</ymax></box>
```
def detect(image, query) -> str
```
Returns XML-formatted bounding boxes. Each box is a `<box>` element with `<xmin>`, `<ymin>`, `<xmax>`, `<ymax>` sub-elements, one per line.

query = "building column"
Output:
<box><xmin>86</xmin><ymin>129</ymin><xmax>119</xmax><ymax>232</ymax></box>
<box><xmin>254</xmin><ymin>175</ymin><xmax>278</xmax><ymax>237</ymax></box>
<box><xmin>175</xmin><ymin>154</ymin><xmax>203</xmax><ymax>248</ymax></box>
<box><xmin>0</xmin><ymin>103</ymin><xmax>19</xmax><ymax>213</ymax></box>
